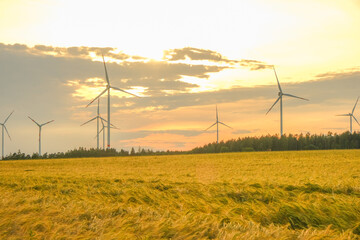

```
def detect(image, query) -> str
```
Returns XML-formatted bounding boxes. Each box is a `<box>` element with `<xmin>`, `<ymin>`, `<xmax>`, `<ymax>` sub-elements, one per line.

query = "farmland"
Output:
<box><xmin>1</xmin><ymin>150</ymin><xmax>360</xmax><ymax>239</ymax></box>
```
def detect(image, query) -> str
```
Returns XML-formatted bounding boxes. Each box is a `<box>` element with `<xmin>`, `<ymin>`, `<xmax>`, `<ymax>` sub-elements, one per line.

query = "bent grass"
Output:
<box><xmin>1</xmin><ymin>150</ymin><xmax>360</xmax><ymax>239</ymax></box>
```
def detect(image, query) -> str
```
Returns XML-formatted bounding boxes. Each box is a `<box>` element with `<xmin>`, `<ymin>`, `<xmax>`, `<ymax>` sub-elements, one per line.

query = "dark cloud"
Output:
<box><xmin>0</xmin><ymin>43</ymin><xmax>227</xmax><ymax>102</ymax></box>
<box><xmin>163</xmin><ymin>47</ymin><xmax>272</xmax><ymax>70</ymax></box>
<box><xmin>1</xmin><ymin>42</ymin><xmax>359</xmax><ymax>116</ymax></box>
<box><xmin>1</xmin><ymin>43</ymin><xmax>130</xmax><ymax>60</ymax></box>
<box><xmin>119</xmin><ymin>70</ymin><xmax>360</xmax><ymax>112</ymax></box>
<box><xmin>164</xmin><ymin>47</ymin><xmax>225</xmax><ymax>62</ymax></box>
<box><xmin>238</xmin><ymin>59</ymin><xmax>272</xmax><ymax>70</ymax></box>
<box><xmin>0</xmin><ymin>42</ymin><xmax>230</xmax><ymax>124</ymax></box>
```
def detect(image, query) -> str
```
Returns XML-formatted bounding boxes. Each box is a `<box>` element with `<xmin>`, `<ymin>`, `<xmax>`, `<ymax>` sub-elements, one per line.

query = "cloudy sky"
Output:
<box><xmin>0</xmin><ymin>0</ymin><xmax>360</xmax><ymax>154</ymax></box>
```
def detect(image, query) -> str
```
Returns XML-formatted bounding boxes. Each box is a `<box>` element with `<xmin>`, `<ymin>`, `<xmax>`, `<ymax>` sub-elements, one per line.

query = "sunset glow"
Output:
<box><xmin>0</xmin><ymin>0</ymin><xmax>359</xmax><ymax>153</ymax></box>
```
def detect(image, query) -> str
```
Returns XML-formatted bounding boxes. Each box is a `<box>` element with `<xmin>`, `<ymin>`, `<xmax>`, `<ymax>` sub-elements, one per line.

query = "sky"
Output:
<box><xmin>0</xmin><ymin>0</ymin><xmax>360</xmax><ymax>154</ymax></box>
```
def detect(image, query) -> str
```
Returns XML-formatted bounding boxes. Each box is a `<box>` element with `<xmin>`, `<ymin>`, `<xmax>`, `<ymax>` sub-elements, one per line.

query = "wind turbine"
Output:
<box><xmin>1</xmin><ymin>111</ymin><xmax>14</xmax><ymax>159</ymax></box>
<box><xmin>81</xmin><ymin>99</ymin><xmax>107</xmax><ymax>149</ymax></box>
<box><xmin>336</xmin><ymin>97</ymin><xmax>360</xmax><ymax>134</ymax></box>
<box><xmin>28</xmin><ymin>117</ymin><xmax>54</xmax><ymax>156</ymax></box>
<box><xmin>266</xmin><ymin>66</ymin><xmax>309</xmax><ymax>136</ymax></box>
<box><xmin>86</xmin><ymin>54</ymin><xmax>139</xmax><ymax>149</ymax></box>
<box><xmin>204</xmin><ymin>105</ymin><xmax>232</xmax><ymax>144</ymax></box>
<box><xmin>96</xmin><ymin>118</ymin><xmax>118</xmax><ymax>150</ymax></box>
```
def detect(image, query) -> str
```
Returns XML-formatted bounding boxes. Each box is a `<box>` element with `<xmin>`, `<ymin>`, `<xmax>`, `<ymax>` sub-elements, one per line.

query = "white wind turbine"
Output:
<box><xmin>1</xmin><ymin>111</ymin><xmax>14</xmax><ymax>159</ymax></box>
<box><xmin>266</xmin><ymin>66</ymin><xmax>309</xmax><ymax>136</ymax></box>
<box><xmin>204</xmin><ymin>105</ymin><xmax>232</xmax><ymax>144</ymax></box>
<box><xmin>336</xmin><ymin>97</ymin><xmax>360</xmax><ymax>134</ymax></box>
<box><xmin>96</xmin><ymin>118</ymin><xmax>118</xmax><ymax>150</ymax></box>
<box><xmin>28</xmin><ymin>117</ymin><xmax>54</xmax><ymax>156</ymax></box>
<box><xmin>81</xmin><ymin>99</ymin><xmax>107</xmax><ymax>149</ymax></box>
<box><xmin>86</xmin><ymin>55</ymin><xmax>139</xmax><ymax>149</ymax></box>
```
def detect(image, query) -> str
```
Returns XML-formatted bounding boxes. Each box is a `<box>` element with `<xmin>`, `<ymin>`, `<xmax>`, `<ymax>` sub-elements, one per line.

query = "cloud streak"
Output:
<box><xmin>163</xmin><ymin>47</ymin><xmax>273</xmax><ymax>70</ymax></box>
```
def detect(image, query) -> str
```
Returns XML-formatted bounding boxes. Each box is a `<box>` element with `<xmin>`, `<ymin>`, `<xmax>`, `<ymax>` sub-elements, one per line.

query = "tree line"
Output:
<box><xmin>2</xmin><ymin>146</ymin><xmax>185</xmax><ymax>160</ymax></box>
<box><xmin>191</xmin><ymin>131</ymin><xmax>360</xmax><ymax>153</ymax></box>
<box><xmin>2</xmin><ymin>131</ymin><xmax>360</xmax><ymax>160</ymax></box>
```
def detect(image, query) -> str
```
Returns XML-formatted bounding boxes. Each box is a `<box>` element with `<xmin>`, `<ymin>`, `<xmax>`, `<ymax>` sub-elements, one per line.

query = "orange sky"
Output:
<box><xmin>0</xmin><ymin>0</ymin><xmax>359</xmax><ymax>153</ymax></box>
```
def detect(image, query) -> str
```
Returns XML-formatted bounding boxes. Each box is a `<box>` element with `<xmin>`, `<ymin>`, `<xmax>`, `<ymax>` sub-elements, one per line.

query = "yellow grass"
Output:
<box><xmin>1</xmin><ymin>150</ymin><xmax>360</xmax><ymax>239</ymax></box>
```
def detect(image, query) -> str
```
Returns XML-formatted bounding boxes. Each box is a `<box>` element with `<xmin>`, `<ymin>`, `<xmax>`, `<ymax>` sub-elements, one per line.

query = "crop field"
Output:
<box><xmin>1</xmin><ymin>150</ymin><xmax>360</xmax><ymax>239</ymax></box>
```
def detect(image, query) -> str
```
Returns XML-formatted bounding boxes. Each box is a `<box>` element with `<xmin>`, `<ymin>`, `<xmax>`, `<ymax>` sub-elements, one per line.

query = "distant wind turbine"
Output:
<box><xmin>336</xmin><ymin>97</ymin><xmax>360</xmax><ymax>134</ymax></box>
<box><xmin>1</xmin><ymin>111</ymin><xmax>14</xmax><ymax>159</ymax></box>
<box><xmin>96</xmin><ymin>118</ymin><xmax>118</xmax><ymax>150</ymax></box>
<box><xmin>81</xmin><ymin>99</ymin><xmax>107</xmax><ymax>149</ymax></box>
<box><xmin>204</xmin><ymin>105</ymin><xmax>232</xmax><ymax>144</ymax></box>
<box><xmin>28</xmin><ymin>116</ymin><xmax>54</xmax><ymax>156</ymax></box>
<box><xmin>86</xmin><ymin>54</ymin><xmax>140</xmax><ymax>149</ymax></box>
<box><xmin>266</xmin><ymin>66</ymin><xmax>309</xmax><ymax>136</ymax></box>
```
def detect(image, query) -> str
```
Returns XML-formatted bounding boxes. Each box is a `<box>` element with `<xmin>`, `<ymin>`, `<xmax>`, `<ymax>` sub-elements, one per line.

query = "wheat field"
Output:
<box><xmin>1</xmin><ymin>150</ymin><xmax>360</xmax><ymax>239</ymax></box>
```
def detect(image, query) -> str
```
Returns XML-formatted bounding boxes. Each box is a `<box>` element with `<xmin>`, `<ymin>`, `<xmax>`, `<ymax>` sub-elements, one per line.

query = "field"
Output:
<box><xmin>1</xmin><ymin>150</ymin><xmax>360</xmax><ymax>239</ymax></box>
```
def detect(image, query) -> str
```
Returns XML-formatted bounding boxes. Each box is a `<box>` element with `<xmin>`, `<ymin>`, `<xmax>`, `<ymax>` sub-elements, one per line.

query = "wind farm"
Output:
<box><xmin>1</xmin><ymin>0</ymin><xmax>360</xmax><ymax>239</ymax></box>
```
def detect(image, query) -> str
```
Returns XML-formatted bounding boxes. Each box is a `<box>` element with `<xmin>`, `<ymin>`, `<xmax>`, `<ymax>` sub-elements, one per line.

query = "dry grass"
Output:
<box><xmin>1</xmin><ymin>150</ymin><xmax>360</xmax><ymax>239</ymax></box>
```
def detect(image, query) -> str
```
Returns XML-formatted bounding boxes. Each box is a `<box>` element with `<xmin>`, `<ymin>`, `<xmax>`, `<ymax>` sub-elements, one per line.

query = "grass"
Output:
<box><xmin>1</xmin><ymin>150</ymin><xmax>360</xmax><ymax>239</ymax></box>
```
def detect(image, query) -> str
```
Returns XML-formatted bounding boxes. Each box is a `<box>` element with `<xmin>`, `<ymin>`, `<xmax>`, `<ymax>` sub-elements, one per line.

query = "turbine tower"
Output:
<box><xmin>96</xmin><ymin>118</ymin><xmax>118</xmax><ymax>150</ymax></box>
<box><xmin>81</xmin><ymin>99</ymin><xmax>107</xmax><ymax>149</ymax></box>
<box><xmin>204</xmin><ymin>105</ymin><xmax>232</xmax><ymax>144</ymax></box>
<box><xmin>28</xmin><ymin>116</ymin><xmax>54</xmax><ymax>156</ymax></box>
<box><xmin>87</xmin><ymin>55</ymin><xmax>139</xmax><ymax>149</ymax></box>
<box><xmin>336</xmin><ymin>97</ymin><xmax>360</xmax><ymax>134</ymax></box>
<box><xmin>266</xmin><ymin>66</ymin><xmax>309</xmax><ymax>136</ymax></box>
<box><xmin>1</xmin><ymin>111</ymin><xmax>14</xmax><ymax>159</ymax></box>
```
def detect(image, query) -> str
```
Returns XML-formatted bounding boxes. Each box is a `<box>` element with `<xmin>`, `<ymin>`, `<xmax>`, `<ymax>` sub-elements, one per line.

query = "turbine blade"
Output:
<box><xmin>353</xmin><ymin>115</ymin><xmax>360</xmax><ymax>126</ymax></box>
<box><xmin>336</xmin><ymin>114</ymin><xmax>350</xmax><ymax>116</ymax></box>
<box><xmin>282</xmin><ymin>93</ymin><xmax>309</xmax><ymax>101</ymax></box>
<box><xmin>273</xmin><ymin>66</ymin><xmax>282</xmax><ymax>92</ymax></box>
<box><xmin>86</xmin><ymin>88</ymin><xmax>108</xmax><ymax>107</ymax></box>
<box><xmin>219</xmin><ymin>122</ymin><xmax>232</xmax><ymax>129</ymax></box>
<box><xmin>99</xmin><ymin>117</ymin><xmax>117</xmax><ymax>128</ymax></box>
<box><xmin>28</xmin><ymin>116</ymin><xmax>40</xmax><ymax>127</ymax></box>
<box><xmin>81</xmin><ymin>116</ymin><xmax>97</xmax><ymax>126</ymax></box>
<box><xmin>352</xmin><ymin>97</ymin><xmax>359</xmax><ymax>114</ymax></box>
<box><xmin>204</xmin><ymin>122</ymin><xmax>216</xmax><ymax>131</ymax></box>
<box><xmin>100</xmin><ymin>118</ymin><xmax>105</xmax><ymax>127</ymax></box>
<box><xmin>216</xmin><ymin>105</ymin><xmax>219</xmax><ymax>122</ymax></box>
<box><xmin>266</xmin><ymin>96</ymin><xmax>281</xmax><ymax>115</ymax></box>
<box><xmin>3</xmin><ymin>111</ymin><xmax>14</xmax><ymax>124</ymax></box>
<box><xmin>95</xmin><ymin>127</ymin><xmax>104</xmax><ymax>139</ymax></box>
<box><xmin>42</xmin><ymin>120</ymin><xmax>54</xmax><ymax>126</ymax></box>
<box><xmin>111</xmin><ymin>86</ymin><xmax>140</xmax><ymax>98</ymax></box>
<box><xmin>4</xmin><ymin>125</ymin><xmax>11</xmax><ymax>140</ymax></box>
<box><xmin>102</xmin><ymin>54</ymin><xmax>110</xmax><ymax>85</ymax></box>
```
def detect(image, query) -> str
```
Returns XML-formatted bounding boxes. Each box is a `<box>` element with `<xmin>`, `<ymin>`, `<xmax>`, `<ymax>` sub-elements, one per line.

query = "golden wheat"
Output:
<box><xmin>1</xmin><ymin>150</ymin><xmax>360</xmax><ymax>239</ymax></box>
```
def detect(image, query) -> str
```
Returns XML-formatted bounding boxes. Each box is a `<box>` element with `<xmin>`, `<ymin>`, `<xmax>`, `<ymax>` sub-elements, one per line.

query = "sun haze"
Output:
<box><xmin>0</xmin><ymin>0</ymin><xmax>359</xmax><ymax>153</ymax></box>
